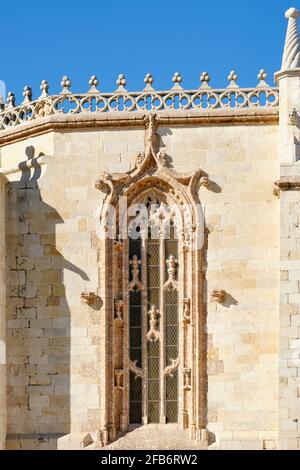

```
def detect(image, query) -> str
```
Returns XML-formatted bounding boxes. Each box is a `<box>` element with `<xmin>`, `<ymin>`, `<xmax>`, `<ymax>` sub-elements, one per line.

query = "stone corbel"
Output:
<box><xmin>274</xmin><ymin>177</ymin><xmax>300</xmax><ymax>193</ymax></box>
<box><xmin>80</xmin><ymin>291</ymin><xmax>101</xmax><ymax>308</ymax></box>
<box><xmin>210</xmin><ymin>289</ymin><xmax>227</xmax><ymax>303</ymax></box>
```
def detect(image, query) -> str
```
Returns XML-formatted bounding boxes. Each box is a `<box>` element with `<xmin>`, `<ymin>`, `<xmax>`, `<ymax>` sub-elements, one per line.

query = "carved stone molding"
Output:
<box><xmin>210</xmin><ymin>289</ymin><xmax>227</xmax><ymax>303</ymax></box>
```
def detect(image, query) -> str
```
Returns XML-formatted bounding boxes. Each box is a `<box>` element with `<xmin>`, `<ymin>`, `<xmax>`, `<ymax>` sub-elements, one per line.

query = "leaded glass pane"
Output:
<box><xmin>129</xmin><ymin>371</ymin><xmax>142</xmax><ymax>424</ymax></box>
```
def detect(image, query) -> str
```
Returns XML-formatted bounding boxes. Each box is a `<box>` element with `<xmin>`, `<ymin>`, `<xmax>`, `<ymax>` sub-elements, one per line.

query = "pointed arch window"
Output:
<box><xmin>95</xmin><ymin>114</ymin><xmax>208</xmax><ymax>445</ymax></box>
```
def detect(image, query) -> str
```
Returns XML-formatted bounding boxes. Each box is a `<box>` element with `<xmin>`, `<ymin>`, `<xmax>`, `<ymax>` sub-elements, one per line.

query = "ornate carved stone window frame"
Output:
<box><xmin>95</xmin><ymin>114</ymin><xmax>208</xmax><ymax>445</ymax></box>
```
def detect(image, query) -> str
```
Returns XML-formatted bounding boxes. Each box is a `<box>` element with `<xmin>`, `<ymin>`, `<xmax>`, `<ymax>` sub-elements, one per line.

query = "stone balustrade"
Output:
<box><xmin>0</xmin><ymin>70</ymin><xmax>279</xmax><ymax>131</ymax></box>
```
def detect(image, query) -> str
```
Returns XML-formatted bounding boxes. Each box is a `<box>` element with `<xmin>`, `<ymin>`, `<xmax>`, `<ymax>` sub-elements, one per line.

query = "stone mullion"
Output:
<box><xmin>178</xmin><ymin>231</ymin><xmax>186</xmax><ymax>429</ymax></box>
<box><xmin>189</xmin><ymin>229</ymin><xmax>196</xmax><ymax>440</ymax></box>
<box><xmin>122</xmin><ymin>239</ymin><xmax>129</xmax><ymax>431</ymax></box>
<box><xmin>141</xmin><ymin>234</ymin><xmax>148</xmax><ymax>424</ymax></box>
<box><xmin>111</xmin><ymin>244</ymin><xmax>120</xmax><ymax>438</ymax></box>
<box><xmin>159</xmin><ymin>234</ymin><xmax>166</xmax><ymax>424</ymax></box>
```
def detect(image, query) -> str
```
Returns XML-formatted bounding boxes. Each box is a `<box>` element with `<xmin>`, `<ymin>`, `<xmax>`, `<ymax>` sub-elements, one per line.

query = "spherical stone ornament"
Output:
<box><xmin>285</xmin><ymin>7</ymin><xmax>300</xmax><ymax>19</ymax></box>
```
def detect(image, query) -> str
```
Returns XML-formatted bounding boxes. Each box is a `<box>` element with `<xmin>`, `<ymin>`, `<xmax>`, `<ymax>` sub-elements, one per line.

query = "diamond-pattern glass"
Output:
<box><xmin>129</xmin><ymin>371</ymin><xmax>142</xmax><ymax>423</ymax></box>
<box><xmin>129</xmin><ymin>237</ymin><xmax>142</xmax><ymax>424</ymax></box>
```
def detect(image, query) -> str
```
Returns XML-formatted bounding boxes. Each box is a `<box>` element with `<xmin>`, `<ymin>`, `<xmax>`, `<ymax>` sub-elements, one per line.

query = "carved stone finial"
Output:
<box><xmin>144</xmin><ymin>73</ymin><xmax>154</xmax><ymax>90</ymax></box>
<box><xmin>6</xmin><ymin>91</ymin><xmax>15</xmax><ymax>108</ymax></box>
<box><xmin>172</xmin><ymin>72</ymin><xmax>183</xmax><ymax>89</ymax></box>
<box><xmin>88</xmin><ymin>75</ymin><xmax>99</xmax><ymax>93</ymax></box>
<box><xmin>60</xmin><ymin>76</ymin><xmax>72</xmax><ymax>94</ymax></box>
<box><xmin>227</xmin><ymin>71</ymin><xmax>239</xmax><ymax>88</ymax></box>
<box><xmin>200</xmin><ymin>71</ymin><xmax>211</xmax><ymax>89</ymax></box>
<box><xmin>282</xmin><ymin>8</ymin><xmax>300</xmax><ymax>70</ymax></box>
<box><xmin>22</xmin><ymin>86</ymin><xmax>32</xmax><ymax>103</ymax></box>
<box><xmin>256</xmin><ymin>69</ymin><xmax>269</xmax><ymax>88</ymax></box>
<box><xmin>39</xmin><ymin>80</ymin><xmax>49</xmax><ymax>98</ymax></box>
<box><xmin>116</xmin><ymin>74</ymin><xmax>127</xmax><ymax>91</ymax></box>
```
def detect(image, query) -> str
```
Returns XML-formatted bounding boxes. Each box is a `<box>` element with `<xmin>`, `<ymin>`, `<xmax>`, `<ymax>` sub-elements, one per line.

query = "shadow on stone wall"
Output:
<box><xmin>6</xmin><ymin>146</ymin><xmax>88</xmax><ymax>450</ymax></box>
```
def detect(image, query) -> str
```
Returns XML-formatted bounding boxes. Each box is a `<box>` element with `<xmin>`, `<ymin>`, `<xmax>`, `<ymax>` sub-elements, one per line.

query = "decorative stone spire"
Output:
<box><xmin>281</xmin><ymin>7</ymin><xmax>300</xmax><ymax>70</ymax></box>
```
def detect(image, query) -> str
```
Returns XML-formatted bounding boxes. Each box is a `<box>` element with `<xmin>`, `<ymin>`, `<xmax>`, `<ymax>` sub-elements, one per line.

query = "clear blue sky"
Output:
<box><xmin>0</xmin><ymin>0</ymin><xmax>297</xmax><ymax>101</ymax></box>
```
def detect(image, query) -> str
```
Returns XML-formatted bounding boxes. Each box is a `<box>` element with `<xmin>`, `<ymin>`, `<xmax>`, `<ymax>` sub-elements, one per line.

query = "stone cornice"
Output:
<box><xmin>0</xmin><ymin>108</ymin><xmax>279</xmax><ymax>147</ymax></box>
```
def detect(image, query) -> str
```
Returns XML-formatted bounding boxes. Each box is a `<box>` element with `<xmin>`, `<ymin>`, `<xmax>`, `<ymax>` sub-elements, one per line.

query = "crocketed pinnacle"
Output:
<box><xmin>282</xmin><ymin>7</ymin><xmax>300</xmax><ymax>70</ymax></box>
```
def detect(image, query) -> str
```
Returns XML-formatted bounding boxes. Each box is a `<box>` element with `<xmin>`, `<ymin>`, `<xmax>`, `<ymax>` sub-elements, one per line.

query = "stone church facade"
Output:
<box><xmin>0</xmin><ymin>7</ymin><xmax>300</xmax><ymax>451</ymax></box>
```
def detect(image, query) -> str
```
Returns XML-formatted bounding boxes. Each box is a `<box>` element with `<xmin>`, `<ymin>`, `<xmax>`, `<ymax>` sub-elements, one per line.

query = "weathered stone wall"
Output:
<box><xmin>160</xmin><ymin>124</ymin><xmax>279</xmax><ymax>450</ymax></box>
<box><xmin>279</xmin><ymin>189</ymin><xmax>300</xmax><ymax>450</ymax></box>
<box><xmin>0</xmin><ymin>173</ymin><xmax>7</xmax><ymax>450</ymax></box>
<box><xmin>0</xmin><ymin>121</ymin><xmax>279</xmax><ymax>449</ymax></box>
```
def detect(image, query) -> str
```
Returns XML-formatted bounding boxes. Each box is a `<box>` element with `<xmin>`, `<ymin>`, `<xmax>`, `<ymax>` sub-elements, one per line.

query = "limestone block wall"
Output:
<box><xmin>0</xmin><ymin>174</ymin><xmax>7</xmax><ymax>450</ymax></box>
<box><xmin>159</xmin><ymin>124</ymin><xmax>280</xmax><ymax>450</ymax></box>
<box><xmin>0</xmin><ymin>121</ymin><xmax>279</xmax><ymax>450</ymax></box>
<box><xmin>279</xmin><ymin>189</ymin><xmax>300</xmax><ymax>450</ymax></box>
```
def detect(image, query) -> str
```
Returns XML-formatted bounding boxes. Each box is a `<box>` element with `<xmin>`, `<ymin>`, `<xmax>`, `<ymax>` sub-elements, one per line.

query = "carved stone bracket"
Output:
<box><xmin>210</xmin><ymin>289</ymin><xmax>227</xmax><ymax>303</ymax></box>
<box><xmin>114</xmin><ymin>369</ymin><xmax>124</xmax><ymax>390</ymax></box>
<box><xmin>183</xmin><ymin>368</ymin><xmax>191</xmax><ymax>391</ymax></box>
<box><xmin>80</xmin><ymin>292</ymin><xmax>101</xmax><ymax>308</ymax></box>
<box><xmin>164</xmin><ymin>358</ymin><xmax>179</xmax><ymax>377</ymax></box>
<box><xmin>129</xmin><ymin>360</ymin><xmax>143</xmax><ymax>379</ymax></box>
<box><xmin>114</xmin><ymin>300</ymin><xmax>124</xmax><ymax>327</ymax></box>
<box><xmin>274</xmin><ymin>177</ymin><xmax>300</xmax><ymax>192</ymax></box>
<box><xmin>183</xmin><ymin>298</ymin><xmax>191</xmax><ymax>325</ymax></box>
<box><xmin>163</xmin><ymin>255</ymin><xmax>178</xmax><ymax>290</ymax></box>
<box><xmin>146</xmin><ymin>305</ymin><xmax>160</xmax><ymax>342</ymax></box>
